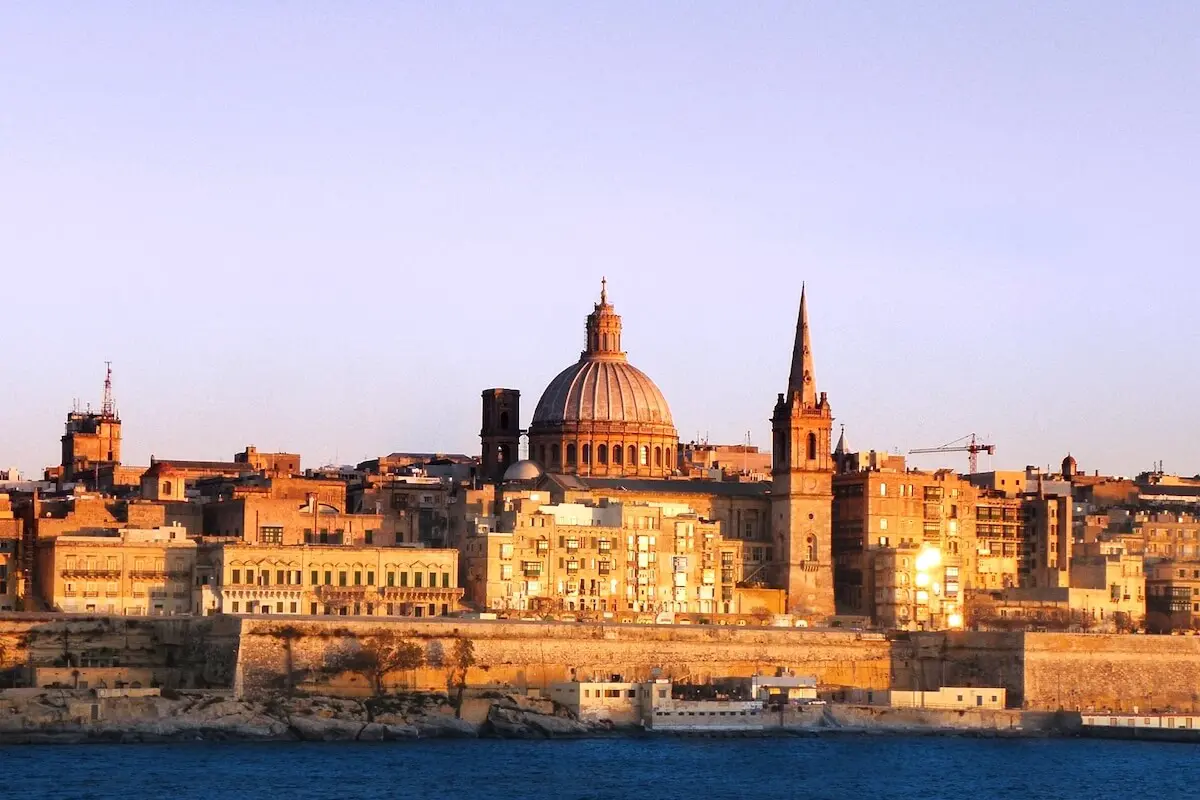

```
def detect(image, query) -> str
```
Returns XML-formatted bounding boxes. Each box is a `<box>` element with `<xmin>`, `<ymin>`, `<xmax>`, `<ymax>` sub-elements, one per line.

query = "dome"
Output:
<box><xmin>503</xmin><ymin>459</ymin><xmax>544</xmax><ymax>482</ymax></box>
<box><xmin>1062</xmin><ymin>453</ymin><xmax>1077</xmax><ymax>478</ymax></box>
<box><xmin>525</xmin><ymin>279</ymin><xmax>679</xmax><ymax>480</ymax></box>
<box><xmin>532</xmin><ymin>358</ymin><xmax>674</xmax><ymax>427</ymax></box>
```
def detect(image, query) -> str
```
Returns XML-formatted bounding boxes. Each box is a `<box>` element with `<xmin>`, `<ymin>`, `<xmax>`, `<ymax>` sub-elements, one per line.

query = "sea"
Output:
<box><xmin>3</xmin><ymin>735</ymin><xmax>1193</xmax><ymax>800</ymax></box>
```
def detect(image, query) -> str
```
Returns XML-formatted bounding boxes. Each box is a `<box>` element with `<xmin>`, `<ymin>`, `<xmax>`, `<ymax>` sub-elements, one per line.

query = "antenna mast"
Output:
<box><xmin>101</xmin><ymin>361</ymin><xmax>116</xmax><ymax>418</ymax></box>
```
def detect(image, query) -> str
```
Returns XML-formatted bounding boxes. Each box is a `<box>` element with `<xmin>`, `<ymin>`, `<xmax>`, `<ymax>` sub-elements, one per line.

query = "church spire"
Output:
<box><xmin>786</xmin><ymin>283</ymin><xmax>817</xmax><ymax>405</ymax></box>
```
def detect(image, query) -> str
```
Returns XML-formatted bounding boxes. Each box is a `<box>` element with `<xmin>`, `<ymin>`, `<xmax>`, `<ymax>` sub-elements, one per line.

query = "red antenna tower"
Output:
<box><xmin>101</xmin><ymin>361</ymin><xmax>116</xmax><ymax>418</ymax></box>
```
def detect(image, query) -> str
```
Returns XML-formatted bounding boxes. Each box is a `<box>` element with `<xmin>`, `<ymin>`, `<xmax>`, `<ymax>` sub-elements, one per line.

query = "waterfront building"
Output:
<box><xmin>889</xmin><ymin>687</ymin><xmax>1007</xmax><ymax>710</ymax></box>
<box><xmin>199</xmin><ymin>542</ymin><xmax>462</xmax><ymax>617</ymax></box>
<box><xmin>36</xmin><ymin>526</ymin><xmax>197</xmax><ymax>615</ymax></box>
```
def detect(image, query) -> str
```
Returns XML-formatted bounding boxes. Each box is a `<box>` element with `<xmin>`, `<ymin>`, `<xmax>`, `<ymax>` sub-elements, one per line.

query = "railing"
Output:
<box><xmin>62</xmin><ymin>568</ymin><xmax>120</xmax><ymax>578</ymax></box>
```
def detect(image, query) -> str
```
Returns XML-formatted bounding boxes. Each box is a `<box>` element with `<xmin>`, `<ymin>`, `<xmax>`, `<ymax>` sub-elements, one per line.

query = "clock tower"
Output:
<box><xmin>770</xmin><ymin>285</ymin><xmax>835</xmax><ymax>618</ymax></box>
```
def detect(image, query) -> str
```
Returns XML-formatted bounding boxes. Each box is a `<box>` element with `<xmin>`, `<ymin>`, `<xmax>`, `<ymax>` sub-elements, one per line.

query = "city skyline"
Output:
<box><xmin>3</xmin><ymin>3</ymin><xmax>1197</xmax><ymax>476</ymax></box>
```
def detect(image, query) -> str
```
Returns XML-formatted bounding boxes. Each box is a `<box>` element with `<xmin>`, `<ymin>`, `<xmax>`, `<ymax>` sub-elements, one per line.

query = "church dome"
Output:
<box><xmin>503</xmin><ymin>459</ymin><xmax>544</xmax><ymax>483</ymax></box>
<box><xmin>532</xmin><ymin>359</ymin><xmax>674</xmax><ymax>427</ymax></box>
<box><xmin>527</xmin><ymin>279</ymin><xmax>679</xmax><ymax>479</ymax></box>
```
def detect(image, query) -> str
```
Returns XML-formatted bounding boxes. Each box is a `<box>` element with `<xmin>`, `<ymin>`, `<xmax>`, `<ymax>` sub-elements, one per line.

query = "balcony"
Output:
<box><xmin>378</xmin><ymin>586</ymin><xmax>464</xmax><ymax>603</ymax></box>
<box><xmin>62</xmin><ymin>568</ymin><xmax>120</xmax><ymax>579</ymax></box>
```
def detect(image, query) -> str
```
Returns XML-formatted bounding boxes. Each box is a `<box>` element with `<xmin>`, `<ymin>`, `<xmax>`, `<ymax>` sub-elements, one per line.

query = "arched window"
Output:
<box><xmin>597</xmin><ymin>444</ymin><xmax>608</xmax><ymax>465</ymax></box>
<box><xmin>551</xmin><ymin>444</ymin><xmax>561</xmax><ymax>466</ymax></box>
<box><xmin>665</xmin><ymin>448</ymin><xmax>672</xmax><ymax>470</ymax></box>
<box><xmin>628</xmin><ymin>445</ymin><xmax>636</xmax><ymax>466</ymax></box>
<box><xmin>613</xmin><ymin>445</ymin><xmax>623</xmax><ymax>465</ymax></box>
<box><xmin>567</xmin><ymin>443</ymin><xmax>577</xmax><ymax>466</ymax></box>
<box><xmin>774</xmin><ymin>430</ymin><xmax>786</xmax><ymax>466</ymax></box>
<box><xmin>582</xmin><ymin>444</ymin><xmax>591</xmax><ymax>465</ymax></box>
<box><xmin>807</xmin><ymin>432</ymin><xmax>817</xmax><ymax>461</ymax></box>
<box><xmin>639</xmin><ymin>446</ymin><xmax>649</xmax><ymax>466</ymax></box>
<box><xmin>162</xmin><ymin>481</ymin><xmax>172</xmax><ymax>496</ymax></box>
<box><xmin>806</xmin><ymin>536</ymin><xmax>817</xmax><ymax>562</ymax></box>
<box><xmin>498</xmin><ymin>444</ymin><xmax>511</xmax><ymax>464</ymax></box>
<box><xmin>539</xmin><ymin>445</ymin><xmax>547</xmax><ymax>465</ymax></box>
<box><xmin>499</xmin><ymin>411</ymin><xmax>510</xmax><ymax>430</ymax></box>
<box><xmin>654</xmin><ymin>446</ymin><xmax>662</xmax><ymax>467</ymax></box>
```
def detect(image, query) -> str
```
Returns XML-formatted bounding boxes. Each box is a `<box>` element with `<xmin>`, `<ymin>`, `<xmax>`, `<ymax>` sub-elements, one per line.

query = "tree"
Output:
<box><xmin>334</xmin><ymin>632</ymin><xmax>424</xmax><ymax>696</ymax></box>
<box><xmin>450</xmin><ymin>638</ymin><xmax>476</xmax><ymax>718</ymax></box>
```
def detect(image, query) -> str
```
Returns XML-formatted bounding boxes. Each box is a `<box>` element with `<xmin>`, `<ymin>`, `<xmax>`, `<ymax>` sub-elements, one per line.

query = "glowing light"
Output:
<box><xmin>915</xmin><ymin>547</ymin><xmax>942</xmax><ymax>572</ymax></box>
<box><xmin>915</xmin><ymin>572</ymin><xmax>931</xmax><ymax>588</ymax></box>
<box><xmin>948</xmin><ymin>613</ymin><xmax>964</xmax><ymax>628</ymax></box>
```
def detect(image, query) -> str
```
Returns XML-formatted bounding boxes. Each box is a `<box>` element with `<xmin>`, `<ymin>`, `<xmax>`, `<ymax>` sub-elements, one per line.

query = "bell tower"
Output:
<box><xmin>481</xmin><ymin>389</ymin><xmax>521</xmax><ymax>483</ymax></box>
<box><xmin>770</xmin><ymin>285</ymin><xmax>835</xmax><ymax>618</ymax></box>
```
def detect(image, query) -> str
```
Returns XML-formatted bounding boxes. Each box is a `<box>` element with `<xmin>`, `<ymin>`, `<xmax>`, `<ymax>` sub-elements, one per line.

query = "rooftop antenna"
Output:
<box><xmin>101</xmin><ymin>361</ymin><xmax>116</xmax><ymax>418</ymax></box>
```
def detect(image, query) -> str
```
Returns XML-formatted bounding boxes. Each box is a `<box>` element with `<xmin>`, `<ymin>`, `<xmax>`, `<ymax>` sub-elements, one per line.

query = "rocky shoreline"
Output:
<box><xmin>0</xmin><ymin>689</ymin><xmax>607</xmax><ymax>745</ymax></box>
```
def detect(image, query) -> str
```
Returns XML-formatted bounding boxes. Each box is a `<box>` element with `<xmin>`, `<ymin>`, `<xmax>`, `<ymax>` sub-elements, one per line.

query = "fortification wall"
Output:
<box><xmin>234</xmin><ymin>618</ymin><xmax>894</xmax><ymax>698</ymax></box>
<box><xmin>0</xmin><ymin>614</ymin><xmax>241</xmax><ymax>689</ymax></box>
<box><xmin>1022</xmin><ymin>633</ymin><xmax>1200</xmax><ymax>712</ymax></box>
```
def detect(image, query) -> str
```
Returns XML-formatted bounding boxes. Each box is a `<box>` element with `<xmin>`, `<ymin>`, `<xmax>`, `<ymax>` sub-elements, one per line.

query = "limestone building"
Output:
<box><xmin>769</xmin><ymin>286</ymin><xmax>835</xmax><ymax>616</ymax></box>
<box><xmin>461</xmin><ymin>489</ymin><xmax>750</xmax><ymax>619</ymax></box>
<box><xmin>36</xmin><ymin>526</ymin><xmax>197</xmax><ymax>615</ymax></box>
<box><xmin>199</xmin><ymin>543</ymin><xmax>461</xmax><ymax>617</ymax></box>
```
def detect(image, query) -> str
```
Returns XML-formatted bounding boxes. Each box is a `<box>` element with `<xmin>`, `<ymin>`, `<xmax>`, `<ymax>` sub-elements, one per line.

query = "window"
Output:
<box><xmin>640</xmin><ymin>446</ymin><xmax>649</xmax><ymax>466</ymax></box>
<box><xmin>365</xmin><ymin>530</ymin><xmax>375</xmax><ymax>545</ymax></box>
<box><xmin>613</xmin><ymin>445</ymin><xmax>623</xmax><ymax>465</ymax></box>
<box><xmin>807</xmin><ymin>433</ymin><xmax>817</xmax><ymax>460</ymax></box>
<box><xmin>246</xmin><ymin>569</ymin><xmax>255</xmax><ymax>584</ymax></box>
<box><xmin>551</xmin><ymin>444</ymin><xmax>561</xmax><ymax>466</ymax></box>
<box><xmin>879</xmin><ymin>483</ymin><xmax>887</xmax><ymax>497</ymax></box>
<box><xmin>354</xmin><ymin>571</ymin><xmax>362</xmax><ymax>586</ymax></box>
<box><xmin>654</xmin><ymin>446</ymin><xmax>662</xmax><ymax>467</ymax></box>
<box><xmin>880</xmin><ymin>519</ymin><xmax>888</xmax><ymax>531</ymax></box>
<box><xmin>162</xmin><ymin>481</ymin><xmax>172</xmax><ymax>495</ymax></box>
<box><xmin>401</xmin><ymin>571</ymin><xmax>409</xmax><ymax>587</ymax></box>
<box><xmin>260</xmin><ymin>526</ymin><xmax>283</xmax><ymax>545</ymax></box>
<box><xmin>415</xmin><ymin>572</ymin><xmax>423</xmax><ymax>588</ymax></box>
<box><xmin>598</xmin><ymin>444</ymin><xmax>608</xmax><ymax>464</ymax></box>
<box><xmin>567</xmin><ymin>443</ymin><xmax>577</xmax><ymax>466</ymax></box>
<box><xmin>582</xmin><ymin>444</ymin><xmax>591</xmax><ymax>465</ymax></box>
<box><xmin>231</xmin><ymin>569</ymin><xmax>241</xmax><ymax>585</ymax></box>
<box><xmin>324</xmin><ymin>570</ymin><xmax>332</xmax><ymax>585</ymax></box>
<box><xmin>232</xmin><ymin>601</ymin><xmax>240</xmax><ymax>613</ymax></box>
<box><xmin>311</xmin><ymin>570</ymin><xmax>318</xmax><ymax>585</ymax></box>
<box><xmin>628</xmin><ymin>445</ymin><xmax>636</xmax><ymax>465</ymax></box>
<box><xmin>367</xmin><ymin>571</ymin><xmax>375</xmax><ymax>586</ymax></box>
<box><xmin>276</xmin><ymin>570</ymin><xmax>285</xmax><ymax>585</ymax></box>
<box><xmin>429</xmin><ymin>571</ymin><xmax>437</xmax><ymax>587</ymax></box>
<box><xmin>339</xmin><ymin>571</ymin><xmax>347</xmax><ymax>587</ymax></box>
<box><xmin>442</xmin><ymin>572</ymin><xmax>450</xmax><ymax>587</ymax></box>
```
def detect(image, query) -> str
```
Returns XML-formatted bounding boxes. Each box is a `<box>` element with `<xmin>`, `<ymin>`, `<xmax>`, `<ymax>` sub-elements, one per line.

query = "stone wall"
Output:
<box><xmin>1022</xmin><ymin>632</ymin><xmax>1200</xmax><ymax>712</ymax></box>
<box><xmin>234</xmin><ymin>618</ymin><xmax>894</xmax><ymax>699</ymax></box>
<box><xmin>0</xmin><ymin>614</ymin><xmax>241</xmax><ymax>689</ymax></box>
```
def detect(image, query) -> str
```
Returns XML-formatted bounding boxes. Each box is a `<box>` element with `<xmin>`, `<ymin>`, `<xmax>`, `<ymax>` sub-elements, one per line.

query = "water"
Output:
<box><xmin>2</xmin><ymin>736</ymin><xmax>1193</xmax><ymax>800</ymax></box>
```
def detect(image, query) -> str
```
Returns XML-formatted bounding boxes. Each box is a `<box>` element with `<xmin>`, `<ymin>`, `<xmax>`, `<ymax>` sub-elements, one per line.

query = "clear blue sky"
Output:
<box><xmin>2</xmin><ymin>3</ymin><xmax>1197</xmax><ymax>478</ymax></box>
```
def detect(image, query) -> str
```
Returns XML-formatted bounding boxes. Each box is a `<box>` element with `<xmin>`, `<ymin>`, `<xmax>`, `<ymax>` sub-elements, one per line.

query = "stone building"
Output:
<box><xmin>769</xmin><ymin>286</ymin><xmax>835</xmax><ymax>616</ymax></box>
<box><xmin>1146</xmin><ymin>560</ymin><xmax>1200</xmax><ymax>631</ymax></box>
<box><xmin>233</xmin><ymin>446</ymin><xmax>300</xmax><ymax>477</ymax></box>
<box><xmin>199</xmin><ymin>543</ymin><xmax>462</xmax><ymax>617</ymax></box>
<box><xmin>832</xmin><ymin>460</ymin><xmax>979</xmax><ymax>619</ymax></box>
<box><xmin>0</xmin><ymin>494</ymin><xmax>21</xmax><ymax>610</ymax></box>
<box><xmin>202</xmin><ymin>479</ymin><xmax>387</xmax><ymax>547</ymax></box>
<box><xmin>36</xmin><ymin>526</ymin><xmax>197</xmax><ymax>615</ymax></box>
<box><xmin>462</xmin><ymin>490</ymin><xmax>750</xmax><ymax>619</ymax></box>
<box><xmin>349</xmin><ymin>473</ymin><xmax>453</xmax><ymax>547</ymax></box>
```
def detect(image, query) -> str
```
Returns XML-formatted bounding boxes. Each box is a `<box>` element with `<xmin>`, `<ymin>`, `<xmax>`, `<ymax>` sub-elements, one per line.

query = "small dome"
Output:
<box><xmin>1062</xmin><ymin>453</ymin><xmax>1077</xmax><ymax>478</ymax></box>
<box><xmin>503</xmin><ymin>459</ymin><xmax>544</xmax><ymax>483</ymax></box>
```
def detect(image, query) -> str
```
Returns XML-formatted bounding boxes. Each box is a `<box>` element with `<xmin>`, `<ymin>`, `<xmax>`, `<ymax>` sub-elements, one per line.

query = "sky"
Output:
<box><xmin>1</xmin><ymin>2</ymin><xmax>1197</xmax><ymax>479</ymax></box>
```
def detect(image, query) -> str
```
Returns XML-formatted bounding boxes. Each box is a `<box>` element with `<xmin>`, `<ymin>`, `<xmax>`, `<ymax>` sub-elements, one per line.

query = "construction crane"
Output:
<box><xmin>909</xmin><ymin>433</ymin><xmax>996</xmax><ymax>474</ymax></box>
